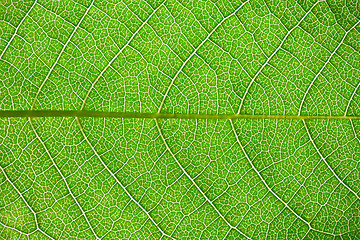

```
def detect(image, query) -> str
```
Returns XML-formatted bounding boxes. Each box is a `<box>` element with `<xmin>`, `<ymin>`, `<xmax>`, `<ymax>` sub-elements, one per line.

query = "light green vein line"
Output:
<box><xmin>0</xmin><ymin>110</ymin><xmax>360</xmax><ymax>120</ymax></box>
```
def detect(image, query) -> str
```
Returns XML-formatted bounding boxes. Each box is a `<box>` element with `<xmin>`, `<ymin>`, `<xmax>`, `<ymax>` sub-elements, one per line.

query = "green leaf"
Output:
<box><xmin>1</xmin><ymin>0</ymin><xmax>360</xmax><ymax>239</ymax></box>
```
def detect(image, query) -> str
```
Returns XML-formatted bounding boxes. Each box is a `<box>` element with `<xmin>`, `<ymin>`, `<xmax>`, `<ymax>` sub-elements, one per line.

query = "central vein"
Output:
<box><xmin>0</xmin><ymin>110</ymin><xmax>359</xmax><ymax>120</ymax></box>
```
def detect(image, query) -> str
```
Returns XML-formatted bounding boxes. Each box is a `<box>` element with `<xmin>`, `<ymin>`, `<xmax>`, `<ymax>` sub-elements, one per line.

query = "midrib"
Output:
<box><xmin>0</xmin><ymin>110</ymin><xmax>359</xmax><ymax>120</ymax></box>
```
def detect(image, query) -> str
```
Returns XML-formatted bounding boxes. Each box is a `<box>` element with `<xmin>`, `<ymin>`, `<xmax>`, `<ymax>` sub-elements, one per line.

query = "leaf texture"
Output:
<box><xmin>0</xmin><ymin>0</ymin><xmax>360</xmax><ymax>239</ymax></box>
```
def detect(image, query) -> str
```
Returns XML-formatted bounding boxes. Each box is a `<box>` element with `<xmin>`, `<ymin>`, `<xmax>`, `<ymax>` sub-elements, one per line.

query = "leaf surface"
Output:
<box><xmin>0</xmin><ymin>0</ymin><xmax>360</xmax><ymax>239</ymax></box>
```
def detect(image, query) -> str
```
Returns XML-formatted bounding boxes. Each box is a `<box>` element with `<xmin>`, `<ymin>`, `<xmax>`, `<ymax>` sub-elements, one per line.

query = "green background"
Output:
<box><xmin>1</xmin><ymin>0</ymin><xmax>360</xmax><ymax>239</ymax></box>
